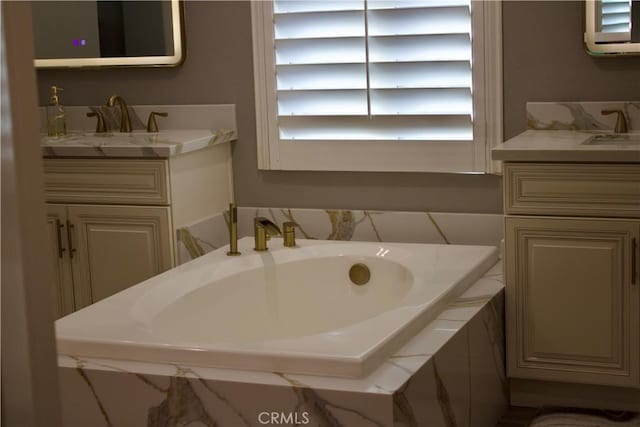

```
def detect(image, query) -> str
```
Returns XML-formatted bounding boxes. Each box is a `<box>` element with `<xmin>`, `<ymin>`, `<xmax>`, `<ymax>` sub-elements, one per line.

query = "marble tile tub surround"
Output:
<box><xmin>176</xmin><ymin>207</ymin><xmax>504</xmax><ymax>264</ymax></box>
<box><xmin>527</xmin><ymin>101</ymin><xmax>640</xmax><ymax>131</ymax></box>
<box><xmin>57</xmin><ymin>262</ymin><xmax>507</xmax><ymax>427</ymax></box>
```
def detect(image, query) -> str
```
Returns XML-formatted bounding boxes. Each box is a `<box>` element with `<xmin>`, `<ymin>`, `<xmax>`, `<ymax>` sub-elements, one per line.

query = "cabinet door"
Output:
<box><xmin>68</xmin><ymin>205</ymin><xmax>174</xmax><ymax>309</ymax></box>
<box><xmin>46</xmin><ymin>204</ymin><xmax>75</xmax><ymax>318</ymax></box>
<box><xmin>506</xmin><ymin>217</ymin><xmax>640</xmax><ymax>387</ymax></box>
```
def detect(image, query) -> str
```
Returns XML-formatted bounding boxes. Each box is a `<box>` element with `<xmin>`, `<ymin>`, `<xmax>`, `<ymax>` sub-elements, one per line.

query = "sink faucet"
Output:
<box><xmin>602</xmin><ymin>109</ymin><xmax>628</xmax><ymax>133</ymax></box>
<box><xmin>106</xmin><ymin>95</ymin><xmax>132</xmax><ymax>132</ymax></box>
<box><xmin>254</xmin><ymin>217</ymin><xmax>281</xmax><ymax>251</ymax></box>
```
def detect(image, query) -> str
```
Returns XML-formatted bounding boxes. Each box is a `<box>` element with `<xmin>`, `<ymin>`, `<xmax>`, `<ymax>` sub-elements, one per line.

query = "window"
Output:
<box><xmin>252</xmin><ymin>0</ymin><xmax>502</xmax><ymax>172</ymax></box>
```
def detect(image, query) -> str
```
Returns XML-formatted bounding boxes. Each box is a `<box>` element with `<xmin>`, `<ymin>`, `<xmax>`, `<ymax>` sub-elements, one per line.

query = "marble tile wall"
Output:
<box><xmin>57</xmin><ymin>262</ymin><xmax>507</xmax><ymax>426</ymax></box>
<box><xmin>527</xmin><ymin>101</ymin><xmax>640</xmax><ymax>132</ymax></box>
<box><xmin>176</xmin><ymin>207</ymin><xmax>503</xmax><ymax>264</ymax></box>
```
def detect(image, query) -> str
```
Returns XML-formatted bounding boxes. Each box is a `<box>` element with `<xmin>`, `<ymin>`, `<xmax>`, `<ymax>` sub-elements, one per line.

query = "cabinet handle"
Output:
<box><xmin>55</xmin><ymin>219</ymin><xmax>66</xmax><ymax>258</ymax></box>
<box><xmin>633</xmin><ymin>238</ymin><xmax>637</xmax><ymax>286</ymax></box>
<box><xmin>67</xmin><ymin>221</ymin><xmax>76</xmax><ymax>259</ymax></box>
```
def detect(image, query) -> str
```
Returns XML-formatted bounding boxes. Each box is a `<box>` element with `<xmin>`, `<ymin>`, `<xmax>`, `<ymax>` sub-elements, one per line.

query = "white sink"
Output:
<box><xmin>583</xmin><ymin>133</ymin><xmax>640</xmax><ymax>146</ymax></box>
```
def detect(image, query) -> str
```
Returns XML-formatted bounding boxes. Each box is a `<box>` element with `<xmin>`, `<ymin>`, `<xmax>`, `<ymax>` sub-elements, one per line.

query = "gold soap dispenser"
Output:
<box><xmin>46</xmin><ymin>85</ymin><xmax>66</xmax><ymax>137</ymax></box>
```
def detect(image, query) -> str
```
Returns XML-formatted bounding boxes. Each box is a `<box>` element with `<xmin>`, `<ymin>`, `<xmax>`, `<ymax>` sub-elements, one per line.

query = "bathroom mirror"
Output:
<box><xmin>32</xmin><ymin>0</ymin><xmax>184</xmax><ymax>68</ymax></box>
<box><xmin>585</xmin><ymin>0</ymin><xmax>640</xmax><ymax>55</ymax></box>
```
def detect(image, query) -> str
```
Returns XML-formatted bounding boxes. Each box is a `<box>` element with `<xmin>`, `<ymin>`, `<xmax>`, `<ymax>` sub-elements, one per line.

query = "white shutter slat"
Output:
<box><xmin>275</xmin><ymin>10</ymin><xmax>364</xmax><ymax>39</ymax></box>
<box><xmin>371</xmin><ymin>88</ymin><xmax>472</xmax><ymax>115</ymax></box>
<box><xmin>279</xmin><ymin>116</ymin><xmax>472</xmax><ymax>141</ymax></box>
<box><xmin>602</xmin><ymin>2</ymin><xmax>631</xmax><ymax>14</ymax></box>
<box><xmin>274</xmin><ymin>1</ymin><xmax>363</xmax><ymax>14</ymax></box>
<box><xmin>276</xmin><ymin>38</ymin><xmax>366</xmax><ymax>65</ymax></box>
<box><xmin>278</xmin><ymin>64</ymin><xmax>367</xmax><ymax>90</ymax></box>
<box><xmin>368</xmin><ymin>34</ymin><xmax>471</xmax><ymax>62</ymax></box>
<box><xmin>603</xmin><ymin>12</ymin><xmax>632</xmax><ymax>25</ymax></box>
<box><xmin>370</xmin><ymin>61</ymin><xmax>471</xmax><ymax>89</ymax></box>
<box><xmin>278</xmin><ymin>90</ymin><xmax>368</xmax><ymax>116</ymax></box>
<box><xmin>368</xmin><ymin>0</ymin><xmax>469</xmax><ymax>10</ymax></box>
<box><xmin>368</xmin><ymin>6</ymin><xmax>470</xmax><ymax>36</ymax></box>
<box><xmin>601</xmin><ymin>23</ymin><xmax>631</xmax><ymax>32</ymax></box>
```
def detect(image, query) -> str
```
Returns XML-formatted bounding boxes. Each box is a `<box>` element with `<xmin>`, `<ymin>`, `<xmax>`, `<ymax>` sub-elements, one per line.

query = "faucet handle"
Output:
<box><xmin>283</xmin><ymin>222</ymin><xmax>298</xmax><ymax>248</ymax></box>
<box><xmin>87</xmin><ymin>111</ymin><xmax>107</xmax><ymax>133</ymax></box>
<box><xmin>146</xmin><ymin>111</ymin><xmax>168</xmax><ymax>133</ymax></box>
<box><xmin>602</xmin><ymin>109</ymin><xmax>628</xmax><ymax>133</ymax></box>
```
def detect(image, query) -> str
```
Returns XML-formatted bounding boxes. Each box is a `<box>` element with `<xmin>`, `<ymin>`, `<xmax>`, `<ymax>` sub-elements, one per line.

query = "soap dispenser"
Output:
<box><xmin>46</xmin><ymin>85</ymin><xmax>66</xmax><ymax>137</ymax></box>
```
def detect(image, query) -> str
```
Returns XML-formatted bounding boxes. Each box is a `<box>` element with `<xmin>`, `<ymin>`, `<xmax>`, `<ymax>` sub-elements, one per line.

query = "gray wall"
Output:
<box><xmin>503</xmin><ymin>1</ymin><xmax>640</xmax><ymax>139</ymax></box>
<box><xmin>37</xmin><ymin>1</ymin><xmax>640</xmax><ymax>214</ymax></box>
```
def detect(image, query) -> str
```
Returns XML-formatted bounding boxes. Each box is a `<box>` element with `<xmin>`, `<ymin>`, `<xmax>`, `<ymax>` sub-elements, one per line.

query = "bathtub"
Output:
<box><xmin>56</xmin><ymin>237</ymin><xmax>498</xmax><ymax>378</ymax></box>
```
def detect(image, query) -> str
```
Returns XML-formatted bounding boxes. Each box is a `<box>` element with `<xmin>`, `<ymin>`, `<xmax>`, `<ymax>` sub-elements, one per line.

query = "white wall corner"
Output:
<box><xmin>484</xmin><ymin>0</ymin><xmax>504</xmax><ymax>175</ymax></box>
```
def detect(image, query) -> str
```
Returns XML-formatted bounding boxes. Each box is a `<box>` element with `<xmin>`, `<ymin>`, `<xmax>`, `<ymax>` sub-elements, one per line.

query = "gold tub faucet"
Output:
<box><xmin>254</xmin><ymin>217</ymin><xmax>281</xmax><ymax>251</ymax></box>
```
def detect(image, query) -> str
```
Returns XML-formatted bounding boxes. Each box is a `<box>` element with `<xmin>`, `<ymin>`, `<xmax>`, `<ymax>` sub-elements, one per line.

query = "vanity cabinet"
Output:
<box><xmin>503</xmin><ymin>163</ymin><xmax>640</xmax><ymax>393</ymax></box>
<box><xmin>43</xmin><ymin>144</ymin><xmax>232</xmax><ymax>317</ymax></box>
<box><xmin>46</xmin><ymin>204</ymin><xmax>173</xmax><ymax>316</ymax></box>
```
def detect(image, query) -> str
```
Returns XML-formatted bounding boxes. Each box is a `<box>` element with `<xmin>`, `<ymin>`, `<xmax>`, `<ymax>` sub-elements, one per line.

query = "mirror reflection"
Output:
<box><xmin>32</xmin><ymin>0</ymin><xmax>184</xmax><ymax>68</ymax></box>
<box><xmin>585</xmin><ymin>0</ymin><xmax>640</xmax><ymax>55</ymax></box>
<box><xmin>593</xmin><ymin>0</ymin><xmax>639</xmax><ymax>43</ymax></box>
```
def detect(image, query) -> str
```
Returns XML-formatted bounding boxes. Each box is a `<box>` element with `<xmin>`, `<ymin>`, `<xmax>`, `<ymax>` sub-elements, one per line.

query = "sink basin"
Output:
<box><xmin>583</xmin><ymin>133</ymin><xmax>640</xmax><ymax>146</ymax></box>
<box><xmin>43</xmin><ymin>131</ymin><xmax>160</xmax><ymax>144</ymax></box>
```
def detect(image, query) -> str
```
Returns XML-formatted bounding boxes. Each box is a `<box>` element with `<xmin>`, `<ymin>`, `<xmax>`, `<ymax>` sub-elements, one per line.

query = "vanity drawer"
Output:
<box><xmin>43</xmin><ymin>158</ymin><xmax>170</xmax><ymax>205</ymax></box>
<box><xmin>504</xmin><ymin>163</ymin><xmax>640</xmax><ymax>218</ymax></box>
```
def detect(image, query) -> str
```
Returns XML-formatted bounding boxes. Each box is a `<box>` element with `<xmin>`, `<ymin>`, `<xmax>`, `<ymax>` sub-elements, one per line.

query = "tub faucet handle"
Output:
<box><xmin>283</xmin><ymin>222</ymin><xmax>298</xmax><ymax>248</ymax></box>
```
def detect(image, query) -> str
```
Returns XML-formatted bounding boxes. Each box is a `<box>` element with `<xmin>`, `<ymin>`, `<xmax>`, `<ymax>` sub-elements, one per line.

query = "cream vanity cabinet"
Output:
<box><xmin>503</xmin><ymin>163</ymin><xmax>640</xmax><ymax>391</ymax></box>
<box><xmin>43</xmin><ymin>145</ymin><xmax>232</xmax><ymax>318</ymax></box>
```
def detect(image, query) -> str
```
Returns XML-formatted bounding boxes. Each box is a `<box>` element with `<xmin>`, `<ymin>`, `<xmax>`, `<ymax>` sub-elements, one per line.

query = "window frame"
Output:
<box><xmin>251</xmin><ymin>0</ymin><xmax>502</xmax><ymax>173</ymax></box>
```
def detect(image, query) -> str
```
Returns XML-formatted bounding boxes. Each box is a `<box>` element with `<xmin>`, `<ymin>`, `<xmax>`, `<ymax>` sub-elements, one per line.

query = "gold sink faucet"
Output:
<box><xmin>602</xmin><ymin>109</ymin><xmax>628</xmax><ymax>133</ymax></box>
<box><xmin>106</xmin><ymin>95</ymin><xmax>132</xmax><ymax>132</ymax></box>
<box><xmin>254</xmin><ymin>217</ymin><xmax>281</xmax><ymax>251</ymax></box>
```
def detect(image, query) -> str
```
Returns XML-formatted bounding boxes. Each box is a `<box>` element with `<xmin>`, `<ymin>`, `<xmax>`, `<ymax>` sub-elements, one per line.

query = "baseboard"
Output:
<box><xmin>510</xmin><ymin>378</ymin><xmax>640</xmax><ymax>412</ymax></box>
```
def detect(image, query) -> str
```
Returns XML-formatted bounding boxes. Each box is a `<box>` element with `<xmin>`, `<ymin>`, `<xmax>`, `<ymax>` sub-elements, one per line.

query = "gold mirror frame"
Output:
<box><xmin>34</xmin><ymin>0</ymin><xmax>185</xmax><ymax>68</ymax></box>
<box><xmin>585</xmin><ymin>0</ymin><xmax>640</xmax><ymax>56</ymax></box>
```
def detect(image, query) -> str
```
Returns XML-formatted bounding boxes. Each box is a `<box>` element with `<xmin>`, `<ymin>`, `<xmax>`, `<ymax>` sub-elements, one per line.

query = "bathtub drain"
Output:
<box><xmin>349</xmin><ymin>263</ymin><xmax>370</xmax><ymax>286</ymax></box>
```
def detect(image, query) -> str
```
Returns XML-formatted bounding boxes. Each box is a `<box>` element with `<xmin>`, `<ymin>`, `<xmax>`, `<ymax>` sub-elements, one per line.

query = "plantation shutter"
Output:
<box><xmin>272</xmin><ymin>0</ymin><xmax>473</xmax><ymax>144</ymax></box>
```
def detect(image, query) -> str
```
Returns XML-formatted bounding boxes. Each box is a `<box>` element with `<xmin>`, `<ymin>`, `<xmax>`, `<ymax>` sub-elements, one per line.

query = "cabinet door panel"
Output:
<box><xmin>506</xmin><ymin>217</ymin><xmax>639</xmax><ymax>387</ymax></box>
<box><xmin>68</xmin><ymin>205</ymin><xmax>173</xmax><ymax>308</ymax></box>
<box><xmin>46</xmin><ymin>204</ymin><xmax>74</xmax><ymax>318</ymax></box>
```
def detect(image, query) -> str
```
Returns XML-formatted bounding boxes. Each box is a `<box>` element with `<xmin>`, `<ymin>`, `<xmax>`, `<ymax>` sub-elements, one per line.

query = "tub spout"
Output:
<box><xmin>254</xmin><ymin>217</ymin><xmax>281</xmax><ymax>251</ymax></box>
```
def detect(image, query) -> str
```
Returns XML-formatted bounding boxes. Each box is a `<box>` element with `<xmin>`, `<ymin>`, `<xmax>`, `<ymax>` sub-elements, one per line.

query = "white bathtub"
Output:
<box><xmin>56</xmin><ymin>237</ymin><xmax>498</xmax><ymax>378</ymax></box>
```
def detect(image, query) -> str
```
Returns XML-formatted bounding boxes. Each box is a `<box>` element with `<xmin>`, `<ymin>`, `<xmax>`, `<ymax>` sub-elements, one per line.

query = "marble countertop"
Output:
<box><xmin>492</xmin><ymin>130</ymin><xmax>640</xmax><ymax>163</ymax></box>
<box><xmin>41</xmin><ymin>129</ymin><xmax>236</xmax><ymax>158</ymax></box>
